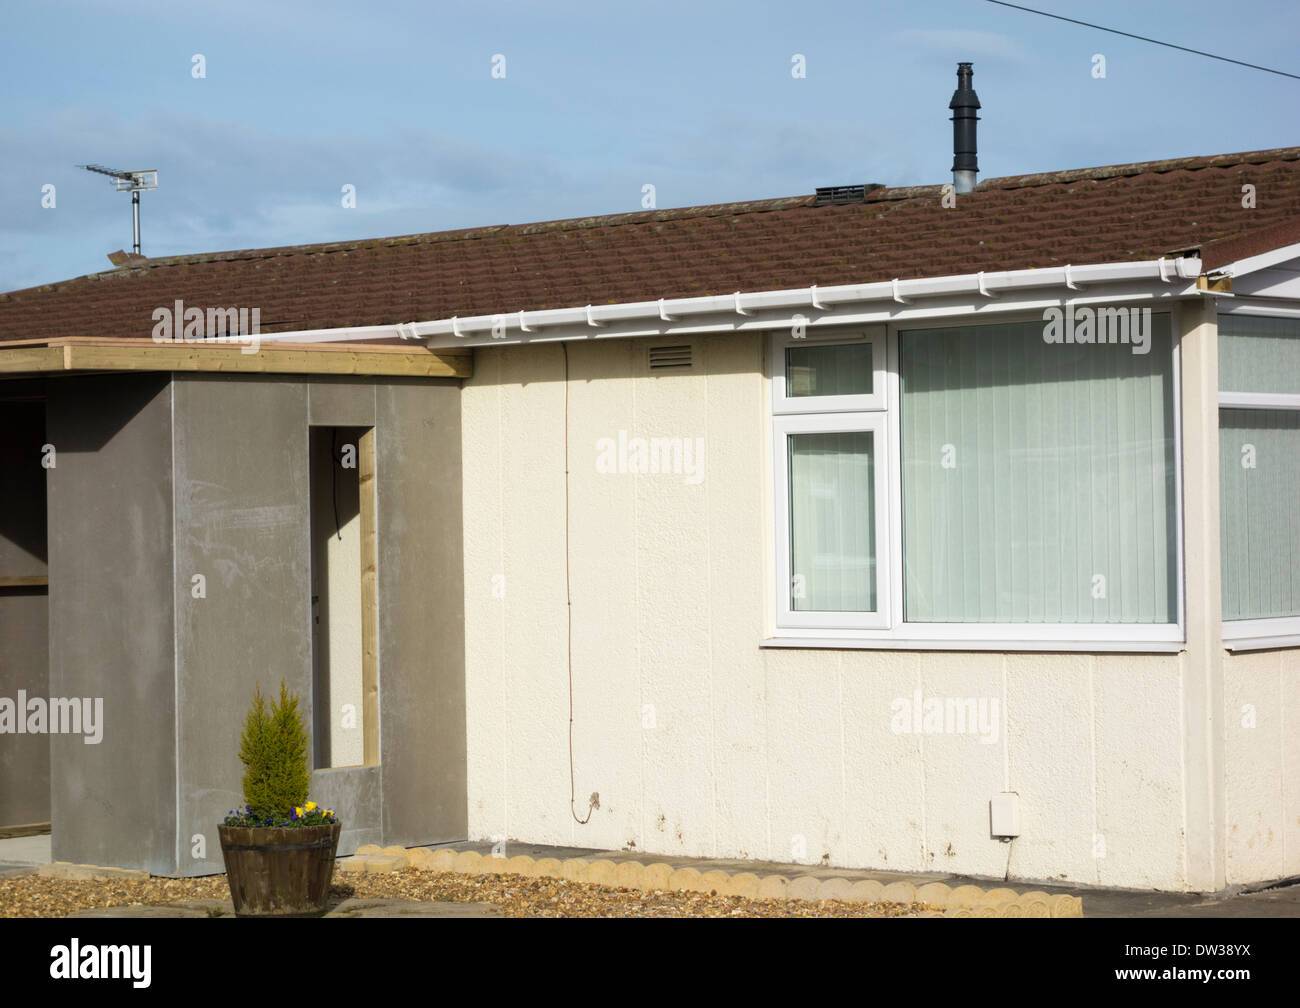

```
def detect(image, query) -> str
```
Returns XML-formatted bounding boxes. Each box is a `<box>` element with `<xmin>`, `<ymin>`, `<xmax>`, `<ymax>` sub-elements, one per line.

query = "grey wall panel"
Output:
<box><xmin>308</xmin><ymin>381</ymin><xmax>376</xmax><ymax>428</ymax></box>
<box><xmin>172</xmin><ymin>375</ymin><xmax>313</xmax><ymax>876</ymax></box>
<box><xmin>0</xmin><ymin>398</ymin><xmax>50</xmax><ymax>826</ymax></box>
<box><xmin>40</xmin><ymin>372</ymin><xmax>463</xmax><ymax>874</ymax></box>
<box><xmin>376</xmin><ymin>380</ymin><xmax>466</xmax><ymax>845</ymax></box>
<box><xmin>310</xmin><ymin>765</ymin><xmax>382</xmax><ymax>853</ymax></box>
<box><xmin>45</xmin><ymin>375</ymin><xmax>176</xmax><ymax>874</ymax></box>
<box><xmin>0</xmin><ymin>590</ymin><xmax>49</xmax><ymax>825</ymax></box>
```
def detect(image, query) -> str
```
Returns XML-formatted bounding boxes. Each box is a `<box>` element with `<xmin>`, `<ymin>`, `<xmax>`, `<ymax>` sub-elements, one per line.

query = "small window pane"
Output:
<box><xmin>1220</xmin><ymin>409</ymin><xmax>1300</xmax><ymax>620</ymax></box>
<box><xmin>786</xmin><ymin>342</ymin><xmax>873</xmax><ymax>398</ymax></box>
<box><xmin>1219</xmin><ymin>314</ymin><xmax>1300</xmax><ymax>395</ymax></box>
<box><xmin>789</xmin><ymin>431</ymin><xmax>876</xmax><ymax>611</ymax></box>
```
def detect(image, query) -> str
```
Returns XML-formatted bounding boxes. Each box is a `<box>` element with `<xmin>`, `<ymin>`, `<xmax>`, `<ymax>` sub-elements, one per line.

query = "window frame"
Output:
<box><xmin>1216</xmin><ymin>304</ymin><xmax>1300</xmax><ymax>651</ymax></box>
<box><xmin>767</xmin><ymin>311</ymin><xmax>1186</xmax><ymax>651</ymax></box>
<box><xmin>771</xmin><ymin>324</ymin><xmax>887</xmax><ymax>414</ymax></box>
<box><xmin>772</xmin><ymin>411</ymin><xmax>891</xmax><ymax>631</ymax></box>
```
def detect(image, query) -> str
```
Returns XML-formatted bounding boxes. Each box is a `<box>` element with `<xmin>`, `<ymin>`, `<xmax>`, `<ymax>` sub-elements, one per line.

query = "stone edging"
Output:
<box><xmin>339</xmin><ymin>846</ymin><xmax>1083</xmax><ymax>918</ymax></box>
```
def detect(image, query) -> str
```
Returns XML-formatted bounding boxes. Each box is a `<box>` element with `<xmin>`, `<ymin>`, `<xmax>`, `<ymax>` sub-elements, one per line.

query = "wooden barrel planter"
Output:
<box><xmin>218</xmin><ymin>822</ymin><xmax>341</xmax><ymax>917</ymax></box>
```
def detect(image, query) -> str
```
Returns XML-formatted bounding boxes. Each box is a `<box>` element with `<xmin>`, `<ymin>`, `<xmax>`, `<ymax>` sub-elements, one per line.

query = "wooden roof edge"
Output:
<box><xmin>0</xmin><ymin>341</ymin><xmax>472</xmax><ymax>379</ymax></box>
<box><xmin>0</xmin><ymin>336</ymin><xmax>469</xmax><ymax>355</ymax></box>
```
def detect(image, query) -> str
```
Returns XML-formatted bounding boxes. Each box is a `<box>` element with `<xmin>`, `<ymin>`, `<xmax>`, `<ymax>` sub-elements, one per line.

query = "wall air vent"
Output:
<box><xmin>648</xmin><ymin>344</ymin><xmax>694</xmax><ymax>370</ymax></box>
<box><xmin>814</xmin><ymin>183</ymin><xmax>885</xmax><ymax>206</ymax></box>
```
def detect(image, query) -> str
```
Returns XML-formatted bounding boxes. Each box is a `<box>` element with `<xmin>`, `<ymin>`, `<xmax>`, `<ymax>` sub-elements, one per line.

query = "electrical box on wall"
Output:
<box><xmin>990</xmin><ymin>792</ymin><xmax>1020</xmax><ymax>838</ymax></box>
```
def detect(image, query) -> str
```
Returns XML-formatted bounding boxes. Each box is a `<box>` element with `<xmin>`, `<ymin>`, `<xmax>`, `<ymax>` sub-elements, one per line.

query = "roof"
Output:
<box><xmin>3</xmin><ymin>146</ymin><xmax>1299</xmax><ymax>345</ymax></box>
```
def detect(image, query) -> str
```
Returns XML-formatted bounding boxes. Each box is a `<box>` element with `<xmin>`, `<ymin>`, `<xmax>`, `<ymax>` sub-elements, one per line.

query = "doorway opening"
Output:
<box><xmin>308</xmin><ymin>425</ymin><xmax>378</xmax><ymax>770</ymax></box>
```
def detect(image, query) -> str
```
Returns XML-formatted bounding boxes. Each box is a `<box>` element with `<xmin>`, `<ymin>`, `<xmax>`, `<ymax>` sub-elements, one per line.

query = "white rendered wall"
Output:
<box><xmin>464</xmin><ymin>331</ymin><xmax>1225</xmax><ymax>891</ymax></box>
<box><xmin>1223</xmin><ymin>648</ymin><xmax>1300</xmax><ymax>884</ymax></box>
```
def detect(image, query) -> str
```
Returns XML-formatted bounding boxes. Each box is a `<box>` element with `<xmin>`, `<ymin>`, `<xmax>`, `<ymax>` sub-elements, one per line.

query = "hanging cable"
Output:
<box><xmin>564</xmin><ymin>341</ymin><xmax>597</xmax><ymax>826</ymax></box>
<box><xmin>986</xmin><ymin>0</ymin><xmax>1300</xmax><ymax>80</ymax></box>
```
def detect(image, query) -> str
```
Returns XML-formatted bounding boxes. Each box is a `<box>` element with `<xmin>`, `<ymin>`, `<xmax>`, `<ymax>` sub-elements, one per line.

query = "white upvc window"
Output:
<box><xmin>768</xmin><ymin>310</ymin><xmax>1185</xmax><ymax>651</ymax></box>
<box><xmin>773</xmin><ymin>411</ymin><xmax>891</xmax><ymax>630</ymax></box>
<box><xmin>1218</xmin><ymin>308</ymin><xmax>1300</xmax><ymax>651</ymax></box>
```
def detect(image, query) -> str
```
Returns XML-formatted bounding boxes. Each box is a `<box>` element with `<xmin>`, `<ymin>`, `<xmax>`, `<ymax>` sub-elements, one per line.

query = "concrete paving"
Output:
<box><xmin>0</xmin><ymin>832</ymin><xmax>51</xmax><ymax>870</ymax></box>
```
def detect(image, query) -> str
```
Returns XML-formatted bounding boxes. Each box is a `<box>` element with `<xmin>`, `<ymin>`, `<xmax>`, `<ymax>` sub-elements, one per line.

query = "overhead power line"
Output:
<box><xmin>986</xmin><ymin>0</ymin><xmax>1300</xmax><ymax>80</ymax></box>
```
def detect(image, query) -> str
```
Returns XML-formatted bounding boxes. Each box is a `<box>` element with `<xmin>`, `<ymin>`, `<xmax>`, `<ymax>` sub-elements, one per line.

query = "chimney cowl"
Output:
<box><xmin>950</xmin><ymin>62</ymin><xmax>980</xmax><ymax>194</ymax></box>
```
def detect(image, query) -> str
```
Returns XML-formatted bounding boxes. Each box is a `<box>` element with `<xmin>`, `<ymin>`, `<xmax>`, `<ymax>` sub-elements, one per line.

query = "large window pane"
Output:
<box><xmin>1219</xmin><ymin>314</ymin><xmax>1300</xmax><ymax>395</ymax></box>
<box><xmin>786</xmin><ymin>342</ymin><xmax>873</xmax><ymax>397</ymax></box>
<box><xmin>789</xmin><ymin>431</ymin><xmax>876</xmax><ymax>611</ymax></box>
<box><xmin>900</xmin><ymin>315</ymin><xmax>1177</xmax><ymax>623</ymax></box>
<box><xmin>1220</xmin><ymin>409</ymin><xmax>1300</xmax><ymax>620</ymax></box>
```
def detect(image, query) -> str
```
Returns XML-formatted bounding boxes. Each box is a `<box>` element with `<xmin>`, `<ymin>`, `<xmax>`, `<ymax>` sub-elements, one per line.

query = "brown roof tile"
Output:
<box><xmin>2</xmin><ymin>147</ymin><xmax>1299</xmax><ymax>344</ymax></box>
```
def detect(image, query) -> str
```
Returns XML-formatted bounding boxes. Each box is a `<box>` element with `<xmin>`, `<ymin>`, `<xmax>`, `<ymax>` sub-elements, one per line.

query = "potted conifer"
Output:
<box><xmin>218</xmin><ymin>681</ymin><xmax>342</xmax><ymax>917</ymax></box>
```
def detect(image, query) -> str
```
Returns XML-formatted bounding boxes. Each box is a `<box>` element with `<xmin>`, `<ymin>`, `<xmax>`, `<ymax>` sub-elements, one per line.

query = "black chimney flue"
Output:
<box><xmin>949</xmin><ymin>62</ymin><xmax>980</xmax><ymax>194</ymax></box>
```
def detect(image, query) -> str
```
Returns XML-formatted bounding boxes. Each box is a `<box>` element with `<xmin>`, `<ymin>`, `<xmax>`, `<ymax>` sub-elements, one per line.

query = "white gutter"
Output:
<box><xmin>254</xmin><ymin>256</ymin><xmax>1203</xmax><ymax>349</ymax></box>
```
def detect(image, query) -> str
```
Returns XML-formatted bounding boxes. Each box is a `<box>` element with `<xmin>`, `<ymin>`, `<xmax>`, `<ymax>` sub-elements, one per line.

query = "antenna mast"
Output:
<box><xmin>78</xmin><ymin>164</ymin><xmax>159</xmax><ymax>256</ymax></box>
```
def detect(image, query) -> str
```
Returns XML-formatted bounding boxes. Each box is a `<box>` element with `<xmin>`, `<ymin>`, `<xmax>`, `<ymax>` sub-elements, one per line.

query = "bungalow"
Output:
<box><xmin>1</xmin><ymin>111</ymin><xmax>1298</xmax><ymax>891</ymax></box>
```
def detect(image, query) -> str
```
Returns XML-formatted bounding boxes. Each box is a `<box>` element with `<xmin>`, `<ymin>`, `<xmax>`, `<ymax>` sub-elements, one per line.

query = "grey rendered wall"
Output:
<box><xmin>173</xmin><ymin>376</ymin><xmax>465</xmax><ymax>876</ymax></box>
<box><xmin>377</xmin><ymin>381</ymin><xmax>467</xmax><ymax>846</ymax></box>
<box><xmin>45</xmin><ymin>375</ymin><xmax>177</xmax><ymax>874</ymax></box>
<box><xmin>172</xmin><ymin>376</ymin><xmax>314</xmax><ymax>875</ymax></box>
<box><xmin>0</xmin><ymin>398</ymin><xmax>50</xmax><ymax>826</ymax></box>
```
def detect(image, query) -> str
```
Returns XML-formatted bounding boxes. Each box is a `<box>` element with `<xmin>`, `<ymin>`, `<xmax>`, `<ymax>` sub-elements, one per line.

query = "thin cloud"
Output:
<box><xmin>890</xmin><ymin>28</ymin><xmax>1034</xmax><ymax>64</ymax></box>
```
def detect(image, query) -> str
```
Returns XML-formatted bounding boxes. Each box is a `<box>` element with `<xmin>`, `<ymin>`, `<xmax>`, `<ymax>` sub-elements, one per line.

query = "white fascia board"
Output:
<box><xmin>253</xmin><ymin>256</ymin><xmax>1203</xmax><ymax>348</ymax></box>
<box><xmin>1213</xmin><ymin>240</ymin><xmax>1300</xmax><ymax>278</ymax></box>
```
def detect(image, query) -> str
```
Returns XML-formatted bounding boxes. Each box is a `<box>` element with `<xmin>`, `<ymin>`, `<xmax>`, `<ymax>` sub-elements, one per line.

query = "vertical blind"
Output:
<box><xmin>788</xmin><ymin>431</ymin><xmax>876</xmax><ymax>611</ymax></box>
<box><xmin>899</xmin><ymin>316</ymin><xmax>1177</xmax><ymax>623</ymax></box>
<box><xmin>1218</xmin><ymin>313</ymin><xmax>1300</xmax><ymax>621</ymax></box>
<box><xmin>1219</xmin><ymin>313</ymin><xmax>1300</xmax><ymax>394</ymax></box>
<box><xmin>1220</xmin><ymin>410</ymin><xmax>1300</xmax><ymax>620</ymax></box>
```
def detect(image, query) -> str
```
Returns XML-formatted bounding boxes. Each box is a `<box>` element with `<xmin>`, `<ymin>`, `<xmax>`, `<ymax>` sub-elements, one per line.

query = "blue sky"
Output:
<box><xmin>2</xmin><ymin>0</ymin><xmax>1297</xmax><ymax>292</ymax></box>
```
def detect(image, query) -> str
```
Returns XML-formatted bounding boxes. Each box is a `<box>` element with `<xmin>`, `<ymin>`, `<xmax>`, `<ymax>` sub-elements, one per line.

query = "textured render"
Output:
<box><xmin>462</xmin><ymin>331</ymin><xmax>1208</xmax><ymax>891</ymax></box>
<box><xmin>1223</xmin><ymin>648</ymin><xmax>1300</xmax><ymax>883</ymax></box>
<box><xmin>45</xmin><ymin>375</ymin><xmax>177</xmax><ymax>874</ymax></box>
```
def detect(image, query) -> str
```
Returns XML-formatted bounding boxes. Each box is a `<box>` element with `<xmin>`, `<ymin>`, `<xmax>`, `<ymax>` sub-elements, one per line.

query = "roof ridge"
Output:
<box><xmin>975</xmin><ymin>146</ymin><xmax>1300</xmax><ymax>192</ymax></box>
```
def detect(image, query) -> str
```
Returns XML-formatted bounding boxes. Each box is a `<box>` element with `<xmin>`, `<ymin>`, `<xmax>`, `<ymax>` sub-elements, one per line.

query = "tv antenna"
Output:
<box><xmin>78</xmin><ymin>164</ymin><xmax>159</xmax><ymax>256</ymax></box>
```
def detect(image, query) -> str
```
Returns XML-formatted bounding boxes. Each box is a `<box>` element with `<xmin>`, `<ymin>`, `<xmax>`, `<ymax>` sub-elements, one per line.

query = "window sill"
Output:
<box><xmin>1222</xmin><ymin>618</ymin><xmax>1300</xmax><ymax>652</ymax></box>
<box><xmin>762</xmin><ymin>632</ymin><xmax>1185</xmax><ymax>654</ymax></box>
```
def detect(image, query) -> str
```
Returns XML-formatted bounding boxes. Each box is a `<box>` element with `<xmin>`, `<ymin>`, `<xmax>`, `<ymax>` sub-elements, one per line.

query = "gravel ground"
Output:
<box><xmin>0</xmin><ymin>867</ymin><xmax>939</xmax><ymax>918</ymax></box>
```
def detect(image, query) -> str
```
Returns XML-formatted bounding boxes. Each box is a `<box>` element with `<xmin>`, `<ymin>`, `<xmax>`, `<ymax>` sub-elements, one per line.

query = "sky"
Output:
<box><xmin>1</xmin><ymin>0</ymin><xmax>1298</xmax><ymax>292</ymax></box>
